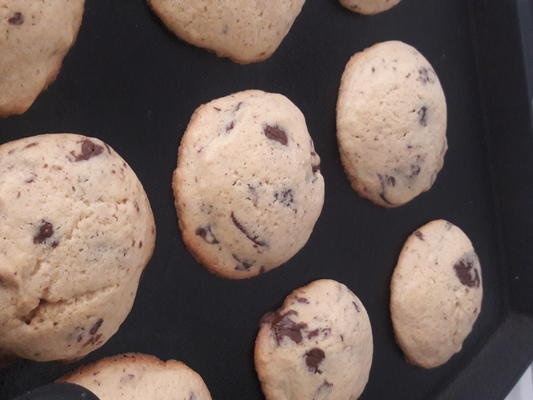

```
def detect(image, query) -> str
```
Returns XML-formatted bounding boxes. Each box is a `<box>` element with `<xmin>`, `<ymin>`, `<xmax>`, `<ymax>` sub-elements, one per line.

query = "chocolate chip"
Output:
<box><xmin>259</xmin><ymin>266</ymin><xmax>266</xmax><ymax>274</ymax></box>
<box><xmin>408</xmin><ymin>163</ymin><xmax>421</xmax><ymax>178</ymax></box>
<box><xmin>232</xmin><ymin>253</ymin><xmax>254</xmax><ymax>271</ymax></box>
<box><xmin>195</xmin><ymin>225</ymin><xmax>219</xmax><ymax>245</ymax></box>
<box><xmin>414</xmin><ymin>231</ymin><xmax>424</xmax><ymax>240</ymax></box>
<box><xmin>453</xmin><ymin>255</ymin><xmax>481</xmax><ymax>288</ymax></box>
<box><xmin>24</xmin><ymin>142</ymin><xmax>38</xmax><ymax>149</ymax></box>
<box><xmin>230</xmin><ymin>212</ymin><xmax>267</xmax><ymax>247</ymax></box>
<box><xmin>89</xmin><ymin>318</ymin><xmax>103</xmax><ymax>335</ymax></box>
<box><xmin>308</xmin><ymin>329</ymin><xmax>319</xmax><ymax>339</ymax></box>
<box><xmin>234</xmin><ymin>102</ymin><xmax>243</xmax><ymax>112</ymax></box>
<box><xmin>312</xmin><ymin>163</ymin><xmax>320</xmax><ymax>174</ymax></box>
<box><xmin>352</xmin><ymin>301</ymin><xmax>360</xmax><ymax>312</ymax></box>
<box><xmin>305</xmin><ymin>348</ymin><xmax>325</xmax><ymax>374</ymax></box>
<box><xmin>264</xmin><ymin>125</ymin><xmax>288</xmax><ymax>146</ymax></box>
<box><xmin>418</xmin><ymin>106</ymin><xmax>428</xmax><ymax>126</ymax></box>
<box><xmin>72</xmin><ymin>140</ymin><xmax>104</xmax><ymax>162</ymax></box>
<box><xmin>33</xmin><ymin>221</ymin><xmax>54</xmax><ymax>245</ymax></box>
<box><xmin>226</xmin><ymin>121</ymin><xmax>235</xmax><ymax>132</ymax></box>
<box><xmin>295</xmin><ymin>296</ymin><xmax>309</xmax><ymax>304</ymax></box>
<box><xmin>378</xmin><ymin>173</ymin><xmax>395</xmax><ymax>187</ymax></box>
<box><xmin>83</xmin><ymin>333</ymin><xmax>102</xmax><ymax>348</ymax></box>
<box><xmin>213</xmin><ymin>107</ymin><xmax>221</xmax><ymax>112</ymax></box>
<box><xmin>263</xmin><ymin>310</ymin><xmax>307</xmax><ymax>344</ymax></box>
<box><xmin>8</xmin><ymin>12</ymin><xmax>24</xmax><ymax>25</ymax></box>
<box><xmin>417</xmin><ymin>67</ymin><xmax>435</xmax><ymax>85</ymax></box>
<box><xmin>274</xmin><ymin>189</ymin><xmax>294</xmax><ymax>208</ymax></box>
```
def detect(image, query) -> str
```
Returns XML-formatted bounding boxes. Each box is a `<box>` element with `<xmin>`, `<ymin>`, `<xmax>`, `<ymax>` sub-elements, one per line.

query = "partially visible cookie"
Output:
<box><xmin>173</xmin><ymin>90</ymin><xmax>324</xmax><ymax>279</ymax></box>
<box><xmin>255</xmin><ymin>279</ymin><xmax>373</xmax><ymax>400</ymax></box>
<box><xmin>340</xmin><ymin>0</ymin><xmax>401</xmax><ymax>15</ymax></box>
<box><xmin>0</xmin><ymin>134</ymin><xmax>156</xmax><ymax>362</ymax></box>
<box><xmin>147</xmin><ymin>0</ymin><xmax>305</xmax><ymax>63</ymax></box>
<box><xmin>0</xmin><ymin>0</ymin><xmax>85</xmax><ymax>117</ymax></box>
<box><xmin>390</xmin><ymin>220</ymin><xmax>483</xmax><ymax>368</ymax></box>
<box><xmin>59</xmin><ymin>353</ymin><xmax>212</xmax><ymax>400</ymax></box>
<box><xmin>337</xmin><ymin>41</ymin><xmax>447</xmax><ymax>207</ymax></box>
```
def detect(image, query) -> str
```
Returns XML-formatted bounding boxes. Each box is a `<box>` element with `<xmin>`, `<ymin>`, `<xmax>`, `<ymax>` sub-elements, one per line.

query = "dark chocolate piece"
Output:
<box><xmin>305</xmin><ymin>348</ymin><xmax>325</xmax><ymax>374</ymax></box>
<box><xmin>230</xmin><ymin>212</ymin><xmax>267</xmax><ymax>247</ymax></box>
<box><xmin>8</xmin><ymin>12</ymin><xmax>24</xmax><ymax>25</ymax></box>
<box><xmin>453</xmin><ymin>255</ymin><xmax>481</xmax><ymax>288</ymax></box>
<box><xmin>72</xmin><ymin>140</ymin><xmax>104</xmax><ymax>162</ymax></box>
<box><xmin>264</xmin><ymin>125</ymin><xmax>288</xmax><ymax>146</ymax></box>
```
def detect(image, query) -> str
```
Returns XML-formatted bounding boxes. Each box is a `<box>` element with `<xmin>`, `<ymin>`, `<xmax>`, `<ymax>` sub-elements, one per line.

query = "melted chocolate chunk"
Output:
<box><xmin>263</xmin><ymin>310</ymin><xmax>307</xmax><ymax>344</ymax></box>
<box><xmin>418</xmin><ymin>106</ymin><xmax>428</xmax><ymax>126</ymax></box>
<box><xmin>72</xmin><ymin>140</ymin><xmax>104</xmax><ymax>162</ymax></box>
<box><xmin>274</xmin><ymin>189</ymin><xmax>294</xmax><ymax>208</ymax></box>
<box><xmin>230</xmin><ymin>212</ymin><xmax>267</xmax><ymax>247</ymax></box>
<box><xmin>305</xmin><ymin>348</ymin><xmax>325</xmax><ymax>374</ymax></box>
<box><xmin>83</xmin><ymin>333</ymin><xmax>102</xmax><ymax>348</ymax></box>
<box><xmin>89</xmin><ymin>318</ymin><xmax>103</xmax><ymax>335</ymax></box>
<box><xmin>234</xmin><ymin>102</ymin><xmax>243</xmax><ymax>112</ymax></box>
<box><xmin>33</xmin><ymin>221</ymin><xmax>54</xmax><ymax>245</ymax></box>
<box><xmin>24</xmin><ymin>142</ymin><xmax>38</xmax><ymax>149</ymax></box>
<box><xmin>414</xmin><ymin>231</ymin><xmax>424</xmax><ymax>240</ymax></box>
<box><xmin>264</xmin><ymin>125</ymin><xmax>288</xmax><ymax>146</ymax></box>
<box><xmin>259</xmin><ymin>266</ymin><xmax>266</xmax><ymax>274</ymax></box>
<box><xmin>8</xmin><ymin>12</ymin><xmax>24</xmax><ymax>25</ymax></box>
<box><xmin>453</xmin><ymin>256</ymin><xmax>481</xmax><ymax>288</ymax></box>
<box><xmin>195</xmin><ymin>225</ymin><xmax>219</xmax><ymax>245</ymax></box>
<box><xmin>352</xmin><ymin>301</ymin><xmax>360</xmax><ymax>312</ymax></box>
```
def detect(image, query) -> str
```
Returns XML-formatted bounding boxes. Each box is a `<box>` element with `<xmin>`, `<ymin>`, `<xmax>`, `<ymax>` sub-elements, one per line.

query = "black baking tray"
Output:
<box><xmin>1</xmin><ymin>0</ymin><xmax>532</xmax><ymax>399</ymax></box>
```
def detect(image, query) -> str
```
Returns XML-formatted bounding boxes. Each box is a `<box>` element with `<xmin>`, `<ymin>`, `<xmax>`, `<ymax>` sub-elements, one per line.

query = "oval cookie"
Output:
<box><xmin>337</xmin><ymin>41</ymin><xmax>447</xmax><ymax>207</ymax></box>
<box><xmin>59</xmin><ymin>353</ymin><xmax>212</xmax><ymax>400</ymax></box>
<box><xmin>255</xmin><ymin>279</ymin><xmax>373</xmax><ymax>400</ymax></box>
<box><xmin>0</xmin><ymin>134</ymin><xmax>156</xmax><ymax>362</ymax></box>
<box><xmin>173</xmin><ymin>90</ymin><xmax>324</xmax><ymax>279</ymax></box>
<box><xmin>0</xmin><ymin>0</ymin><xmax>85</xmax><ymax>117</ymax></box>
<box><xmin>390</xmin><ymin>220</ymin><xmax>483</xmax><ymax>368</ymax></box>
<box><xmin>340</xmin><ymin>0</ymin><xmax>401</xmax><ymax>15</ymax></box>
<box><xmin>148</xmin><ymin>0</ymin><xmax>305</xmax><ymax>64</ymax></box>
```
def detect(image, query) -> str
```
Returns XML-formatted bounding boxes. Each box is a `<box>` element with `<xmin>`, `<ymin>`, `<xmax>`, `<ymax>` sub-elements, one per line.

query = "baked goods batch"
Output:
<box><xmin>0</xmin><ymin>1</ymin><xmax>486</xmax><ymax>399</ymax></box>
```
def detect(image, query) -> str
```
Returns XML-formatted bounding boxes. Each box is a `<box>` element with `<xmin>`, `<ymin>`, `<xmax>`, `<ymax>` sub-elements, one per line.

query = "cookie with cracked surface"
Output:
<box><xmin>255</xmin><ymin>279</ymin><xmax>373</xmax><ymax>400</ymax></box>
<box><xmin>147</xmin><ymin>0</ymin><xmax>305</xmax><ymax>64</ymax></box>
<box><xmin>173</xmin><ymin>90</ymin><xmax>324</xmax><ymax>279</ymax></box>
<box><xmin>0</xmin><ymin>0</ymin><xmax>84</xmax><ymax>117</ymax></box>
<box><xmin>337</xmin><ymin>41</ymin><xmax>447</xmax><ymax>207</ymax></box>
<box><xmin>340</xmin><ymin>0</ymin><xmax>401</xmax><ymax>15</ymax></box>
<box><xmin>390</xmin><ymin>220</ymin><xmax>483</xmax><ymax>368</ymax></box>
<box><xmin>0</xmin><ymin>134</ymin><xmax>156</xmax><ymax>362</ymax></box>
<box><xmin>59</xmin><ymin>353</ymin><xmax>212</xmax><ymax>400</ymax></box>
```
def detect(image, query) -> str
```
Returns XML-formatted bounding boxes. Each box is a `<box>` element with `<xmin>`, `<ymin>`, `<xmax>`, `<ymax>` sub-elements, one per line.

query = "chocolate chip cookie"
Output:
<box><xmin>337</xmin><ymin>41</ymin><xmax>447</xmax><ymax>207</ymax></box>
<box><xmin>59</xmin><ymin>353</ymin><xmax>212</xmax><ymax>400</ymax></box>
<box><xmin>147</xmin><ymin>0</ymin><xmax>305</xmax><ymax>63</ymax></box>
<box><xmin>0</xmin><ymin>134</ymin><xmax>156</xmax><ymax>362</ymax></box>
<box><xmin>390</xmin><ymin>220</ymin><xmax>483</xmax><ymax>368</ymax></box>
<box><xmin>173</xmin><ymin>90</ymin><xmax>324</xmax><ymax>279</ymax></box>
<box><xmin>0</xmin><ymin>0</ymin><xmax>84</xmax><ymax>117</ymax></box>
<box><xmin>255</xmin><ymin>279</ymin><xmax>373</xmax><ymax>400</ymax></box>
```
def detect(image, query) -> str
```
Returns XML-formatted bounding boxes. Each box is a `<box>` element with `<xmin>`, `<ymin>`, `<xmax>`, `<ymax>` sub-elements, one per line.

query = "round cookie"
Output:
<box><xmin>390</xmin><ymin>220</ymin><xmax>483</xmax><ymax>368</ymax></box>
<box><xmin>255</xmin><ymin>279</ymin><xmax>373</xmax><ymax>400</ymax></box>
<box><xmin>340</xmin><ymin>0</ymin><xmax>401</xmax><ymax>15</ymax></box>
<box><xmin>0</xmin><ymin>0</ymin><xmax>84</xmax><ymax>117</ymax></box>
<box><xmin>337</xmin><ymin>41</ymin><xmax>447</xmax><ymax>207</ymax></box>
<box><xmin>59</xmin><ymin>353</ymin><xmax>212</xmax><ymax>400</ymax></box>
<box><xmin>0</xmin><ymin>134</ymin><xmax>156</xmax><ymax>362</ymax></box>
<box><xmin>147</xmin><ymin>0</ymin><xmax>305</xmax><ymax>64</ymax></box>
<box><xmin>173</xmin><ymin>90</ymin><xmax>324</xmax><ymax>279</ymax></box>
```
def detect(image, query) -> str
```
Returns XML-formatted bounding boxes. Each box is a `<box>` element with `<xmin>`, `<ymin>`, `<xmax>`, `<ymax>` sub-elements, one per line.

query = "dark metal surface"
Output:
<box><xmin>1</xmin><ymin>0</ymin><xmax>532</xmax><ymax>399</ymax></box>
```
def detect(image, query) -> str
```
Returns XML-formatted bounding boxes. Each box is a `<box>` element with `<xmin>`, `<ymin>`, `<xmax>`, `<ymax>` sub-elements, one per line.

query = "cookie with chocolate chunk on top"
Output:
<box><xmin>59</xmin><ymin>353</ymin><xmax>212</xmax><ymax>400</ymax></box>
<box><xmin>340</xmin><ymin>0</ymin><xmax>401</xmax><ymax>15</ymax></box>
<box><xmin>337</xmin><ymin>41</ymin><xmax>447</xmax><ymax>207</ymax></box>
<box><xmin>255</xmin><ymin>279</ymin><xmax>373</xmax><ymax>400</ymax></box>
<box><xmin>0</xmin><ymin>134</ymin><xmax>155</xmax><ymax>363</ymax></box>
<box><xmin>173</xmin><ymin>90</ymin><xmax>324</xmax><ymax>279</ymax></box>
<box><xmin>0</xmin><ymin>0</ymin><xmax>85</xmax><ymax>117</ymax></box>
<box><xmin>390</xmin><ymin>220</ymin><xmax>483</xmax><ymax>368</ymax></box>
<box><xmin>147</xmin><ymin>0</ymin><xmax>305</xmax><ymax>64</ymax></box>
